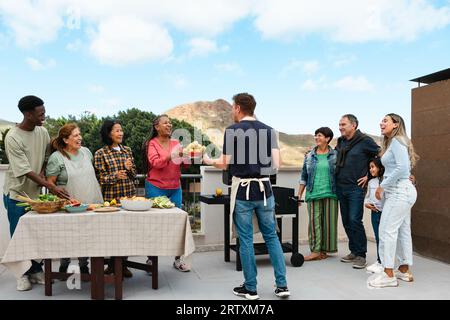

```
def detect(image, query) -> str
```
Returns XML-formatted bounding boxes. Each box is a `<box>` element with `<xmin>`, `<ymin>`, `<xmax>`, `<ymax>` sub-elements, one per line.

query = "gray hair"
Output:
<box><xmin>341</xmin><ymin>114</ymin><xmax>359</xmax><ymax>129</ymax></box>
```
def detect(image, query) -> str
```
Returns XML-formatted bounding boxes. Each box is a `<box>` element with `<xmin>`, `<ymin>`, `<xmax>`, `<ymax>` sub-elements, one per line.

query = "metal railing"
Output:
<box><xmin>135</xmin><ymin>174</ymin><xmax>203</xmax><ymax>233</ymax></box>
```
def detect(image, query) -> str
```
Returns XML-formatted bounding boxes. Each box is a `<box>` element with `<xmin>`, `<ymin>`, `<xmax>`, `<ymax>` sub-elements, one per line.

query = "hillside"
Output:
<box><xmin>166</xmin><ymin>100</ymin><xmax>381</xmax><ymax>167</ymax></box>
<box><xmin>166</xmin><ymin>101</ymin><xmax>314</xmax><ymax>167</ymax></box>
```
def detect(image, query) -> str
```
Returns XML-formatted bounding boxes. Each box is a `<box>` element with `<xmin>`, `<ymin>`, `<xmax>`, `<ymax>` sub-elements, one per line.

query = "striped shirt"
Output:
<box><xmin>94</xmin><ymin>145</ymin><xmax>137</xmax><ymax>202</ymax></box>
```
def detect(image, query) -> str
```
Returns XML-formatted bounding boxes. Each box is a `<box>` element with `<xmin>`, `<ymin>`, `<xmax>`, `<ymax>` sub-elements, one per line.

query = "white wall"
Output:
<box><xmin>197</xmin><ymin>166</ymin><xmax>375</xmax><ymax>248</ymax></box>
<box><xmin>0</xmin><ymin>165</ymin><xmax>11</xmax><ymax>258</ymax></box>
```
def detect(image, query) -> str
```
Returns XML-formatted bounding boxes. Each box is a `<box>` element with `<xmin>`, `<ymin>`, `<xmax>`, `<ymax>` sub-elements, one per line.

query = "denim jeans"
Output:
<box><xmin>234</xmin><ymin>196</ymin><xmax>287</xmax><ymax>292</ymax></box>
<box><xmin>336</xmin><ymin>185</ymin><xmax>367</xmax><ymax>258</ymax></box>
<box><xmin>145</xmin><ymin>181</ymin><xmax>182</xmax><ymax>209</ymax></box>
<box><xmin>371</xmin><ymin>211</ymin><xmax>382</xmax><ymax>263</ymax></box>
<box><xmin>379</xmin><ymin>180</ymin><xmax>417</xmax><ymax>269</ymax></box>
<box><xmin>3</xmin><ymin>193</ymin><xmax>43</xmax><ymax>275</ymax></box>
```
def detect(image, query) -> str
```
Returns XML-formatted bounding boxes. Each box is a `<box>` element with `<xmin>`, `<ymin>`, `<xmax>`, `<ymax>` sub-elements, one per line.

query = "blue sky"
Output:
<box><xmin>1</xmin><ymin>0</ymin><xmax>450</xmax><ymax>136</ymax></box>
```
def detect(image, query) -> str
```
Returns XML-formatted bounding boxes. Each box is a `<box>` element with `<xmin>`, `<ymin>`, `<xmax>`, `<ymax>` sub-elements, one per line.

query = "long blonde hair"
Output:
<box><xmin>380</xmin><ymin>113</ymin><xmax>419</xmax><ymax>169</ymax></box>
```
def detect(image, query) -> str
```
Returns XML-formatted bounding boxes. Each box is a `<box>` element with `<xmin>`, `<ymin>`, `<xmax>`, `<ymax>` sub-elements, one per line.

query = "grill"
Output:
<box><xmin>200</xmin><ymin>170</ymin><xmax>304</xmax><ymax>271</ymax></box>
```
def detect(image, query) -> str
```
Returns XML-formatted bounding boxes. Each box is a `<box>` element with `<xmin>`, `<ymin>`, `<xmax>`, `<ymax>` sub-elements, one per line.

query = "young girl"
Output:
<box><xmin>364</xmin><ymin>157</ymin><xmax>385</xmax><ymax>274</ymax></box>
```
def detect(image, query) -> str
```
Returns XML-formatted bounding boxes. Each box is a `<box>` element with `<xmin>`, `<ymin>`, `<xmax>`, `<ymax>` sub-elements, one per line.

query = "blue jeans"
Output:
<box><xmin>371</xmin><ymin>210</ymin><xmax>382</xmax><ymax>263</ymax></box>
<box><xmin>234</xmin><ymin>196</ymin><xmax>287</xmax><ymax>292</ymax></box>
<box><xmin>3</xmin><ymin>194</ymin><xmax>43</xmax><ymax>275</ymax></box>
<box><xmin>145</xmin><ymin>181</ymin><xmax>182</xmax><ymax>209</ymax></box>
<box><xmin>336</xmin><ymin>185</ymin><xmax>367</xmax><ymax>258</ymax></box>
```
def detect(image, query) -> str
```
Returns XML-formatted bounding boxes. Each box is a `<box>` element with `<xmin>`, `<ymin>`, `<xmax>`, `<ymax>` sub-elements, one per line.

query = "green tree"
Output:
<box><xmin>45</xmin><ymin>108</ymin><xmax>215</xmax><ymax>174</ymax></box>
<box><xmin>0</xmin><ymin>128</ymin><xmax>10</xmax><ymax>164</ymax></box>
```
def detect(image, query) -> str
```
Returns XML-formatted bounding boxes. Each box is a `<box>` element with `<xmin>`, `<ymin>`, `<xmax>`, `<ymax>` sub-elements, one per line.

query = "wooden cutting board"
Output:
<box><xmin>94</xmin><ymin>207</ymin><xmax>120</xmax><ymax>213</ymax></box>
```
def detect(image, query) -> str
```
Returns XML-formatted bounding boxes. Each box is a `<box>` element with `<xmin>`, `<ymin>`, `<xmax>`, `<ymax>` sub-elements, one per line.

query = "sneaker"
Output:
<box><xmin>173</xmin><ymin>258</ymin><xmax>190</xmax><ymax>272</ymax></box>
<box><xmin>122</xmin><ymin>267</ymin><xmax>133</xmax><ymax>278</ymax></box>
<box><xmin>17</xmin><ymin>275</ymin><xmax>32</xmax><ymax>291</ymax></box>
<box><xmin>104</xmin><ymin>266</ymin><xmax>113</xmax><ymax>275</ymax></box>
<box><xmin>29</xmin><ymin>272</ymin><xmax>45</xmax><ymax>285</ymax></box>
<box><xmin>340</xmin><ymin>253</ymin><xmax>356</xmax><ymax>263</ymax></box>
<box><xmin>233</xmin><ymin>285</ymin><xmax>259</xmax><ymax>300</ymax></box>
<box><xmin>275</xmin><ymin>287</ymin><xmax>291</xmax><ymax>298</ymax></box>
<box><xmin>394</xmin><ymin>270</ymin><xmax>414</xmax><ymax>282</ymax></box>
<box><xmin>368</xmin><ymin>272</ymin><xmax>398</xmax><ymax>288</ymax></box>
<box><xmin>366</xmin><ymin>261</ymin><xmax>384</xmax><ymax>274</ymax></box>
<box><xmin>352</xmin><ymin>256</ymin><xmax>368</xmax><ymax>269</ymax></box>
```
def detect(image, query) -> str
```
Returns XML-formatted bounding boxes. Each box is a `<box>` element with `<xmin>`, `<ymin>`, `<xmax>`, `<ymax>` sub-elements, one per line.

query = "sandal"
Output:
<box><xmin>173</xmin><ymin>258</ymin><xmax>191</xmax><ymax>272</ymax></box>
<box><xmin>320</xmin><ymin>252</ymin><xmax>329</xmax><ymax>260</ymax></box>
<box><xmin>304</xmin><ymin>253</ymin><xmax>322</xmax><ymax>261</ymax></box>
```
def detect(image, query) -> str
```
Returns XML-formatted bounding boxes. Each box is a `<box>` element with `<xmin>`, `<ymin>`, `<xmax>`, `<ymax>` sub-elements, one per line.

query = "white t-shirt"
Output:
<box><xmin>364</xmin><ymin>178</ymin><xmax>384</xmax><ymax>212</ymax></box>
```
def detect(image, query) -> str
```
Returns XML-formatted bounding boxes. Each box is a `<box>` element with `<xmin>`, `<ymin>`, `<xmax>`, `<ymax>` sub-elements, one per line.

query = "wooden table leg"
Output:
<box><xmin>114</xmin><ymin>257</ymin><xmax>123</xmax><ymax>300</ymax></box>
<box><xmin>151</xmin><ymin>256</ymin><xmax>158</xmax><ymax>290</ymax></box>
<box><xmin>44</xmin><ymin>259</ymin><xmax>52</xmax><ymax>296</ymax></box>
<box><xmin>90</xmin><ymin>257</ymin><xmax>104</xmax><ymax>300</ymax></box>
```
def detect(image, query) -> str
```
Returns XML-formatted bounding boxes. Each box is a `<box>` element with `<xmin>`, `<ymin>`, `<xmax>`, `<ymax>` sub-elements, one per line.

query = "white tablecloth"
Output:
<box><xmin>1</xmin><ymin>208</ymin><xmax>196</xmax><ymax>278</ymax></box>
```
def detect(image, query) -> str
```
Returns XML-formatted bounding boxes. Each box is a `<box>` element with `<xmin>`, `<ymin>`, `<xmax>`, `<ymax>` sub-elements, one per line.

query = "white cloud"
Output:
<box><xmin>0</xmin><ymin>0</ymin><xmax>250</xmax><ymax>52</ymax></box>
<box><xmin>214</xmin><ymin>62</ymin><xmax>243</xmax><ymax>75</ymax></box>
<box><xmin>0</xmin><ymin>0</ymin><xmax>66</xmax><ymax>48</ymax></box>
<box><xmin>89</xmin><ymin>16</ymin><xmax>173</xmax><ymax>65</ymax></box>
<box><xmin>26</xmin><ymin>57</ymin><xmax>56</xmax><ymax>71</ymax></box>
<box><xmin>1</xmin><ymin>0</ymin><xmax>450</xmax><ymax>65</ymax></box>
<box><xmin>253</xmin><ymin>0</ymin><xmax>450</xmax><ymax>42</ymax></box>
<box><xmin>333</xmin><ymin>76</ymin><xmax>374</xmax><ymax>92</ymax></box>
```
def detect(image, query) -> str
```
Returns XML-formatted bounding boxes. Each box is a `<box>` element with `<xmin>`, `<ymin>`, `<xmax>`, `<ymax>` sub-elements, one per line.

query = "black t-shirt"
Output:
<box><xmin>222</xmin><ymin>120</ymin><xmax>279</xmax><ymax>201</ymax></box>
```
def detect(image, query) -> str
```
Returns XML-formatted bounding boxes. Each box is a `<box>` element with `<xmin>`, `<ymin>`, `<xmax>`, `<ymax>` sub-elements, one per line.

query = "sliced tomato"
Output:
<box><xmin>70</xmin><ymin>199</ymin><xmax>81</xmax><ymax>207</ymax></box>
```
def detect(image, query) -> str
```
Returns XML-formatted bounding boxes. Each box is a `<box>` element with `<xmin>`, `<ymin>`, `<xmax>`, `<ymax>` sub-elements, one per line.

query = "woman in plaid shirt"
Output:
<box><xmin>94</xmin><ymin>119</ymin><xmax>136</xmax><ymax>277</ymax></box>
<box><xmin>94</xmin><ymin>120</ymin><xmax>137</xmax><ymax>202</ymax></box>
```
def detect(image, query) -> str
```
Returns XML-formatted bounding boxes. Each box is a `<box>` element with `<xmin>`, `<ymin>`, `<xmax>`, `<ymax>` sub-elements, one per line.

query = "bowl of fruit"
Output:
<box><xmin>64</xmin><ymin>199</ymin><xmax>89</xmax><ymax>213</ymax></box>
<box><xmin>184</xmin><ymin>141</ymin><xmax>206</xmax><ymax>160</ymax></box>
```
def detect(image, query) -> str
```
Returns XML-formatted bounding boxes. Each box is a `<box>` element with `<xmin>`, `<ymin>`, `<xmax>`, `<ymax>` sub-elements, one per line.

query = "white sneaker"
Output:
<box><xmin>173</xmin><ymin>258</ymin><xmax>190</xmax><ymax>272</ymax></box>
<box><xmin>366</xmin><ymin>262</ymin><xmax>384</xmax><ymax>274</ymax></box>
<box><xmin>394</xmin><ymin>270</ymin><xmax>414</xmax><ymax>282</ymax></box>
<box><xmin>29</xmin><ymin>272</ymin><xmax>45</xmax><ymax>285</ymax></box>
<box><xmin>368</xmin><ymin>272</ymin><xmax>398</xmax><ymax>288</ymax></box>
<box><xmin>17</xmin><ymin>275</ymin><xmax>32</xmax><ymax>291</ymax></box>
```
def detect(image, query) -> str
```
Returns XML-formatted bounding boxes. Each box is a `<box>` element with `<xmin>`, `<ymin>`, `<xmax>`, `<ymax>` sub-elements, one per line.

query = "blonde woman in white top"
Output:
<box><xmin>368</xmin><ymin>113</ymin><xmax>418</xmax><ymax>288</ymax></box>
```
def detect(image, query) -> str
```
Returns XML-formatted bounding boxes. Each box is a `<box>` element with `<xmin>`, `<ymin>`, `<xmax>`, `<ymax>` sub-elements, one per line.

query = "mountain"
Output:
<box><xmin>166</xmin><ymin>100</ymin><xmax>313</xmax><ymax>167</ymax></box>
<box><xmin>166</xmin><ymin>100</ymin><xmax>382</xmax><ymax>167</ymax></box>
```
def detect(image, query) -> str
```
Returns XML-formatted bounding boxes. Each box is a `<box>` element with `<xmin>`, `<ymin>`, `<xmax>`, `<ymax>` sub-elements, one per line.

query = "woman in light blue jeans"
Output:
<box><xmin>368</xmin><ymin>113</ymin><xmax>418</xmax><ymax>288</ymax></box>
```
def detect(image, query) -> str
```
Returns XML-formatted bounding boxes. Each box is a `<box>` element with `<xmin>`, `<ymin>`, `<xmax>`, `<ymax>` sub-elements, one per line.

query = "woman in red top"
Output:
<box><xmin>143</xmin><ymin>114</ymin><xmax>190</xmax><ymax>271</ymax></box>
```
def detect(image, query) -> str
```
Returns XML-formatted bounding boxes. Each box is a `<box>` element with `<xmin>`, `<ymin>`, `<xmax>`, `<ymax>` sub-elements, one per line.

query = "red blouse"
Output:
<box><xmin>146</xmin><ymin>138</ymin><xmax>187</xmax><ymax>189</ymax></box>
